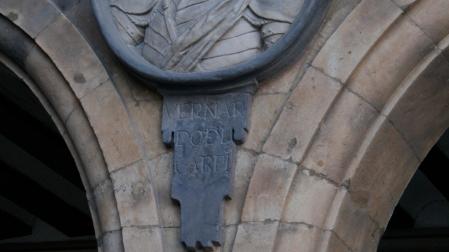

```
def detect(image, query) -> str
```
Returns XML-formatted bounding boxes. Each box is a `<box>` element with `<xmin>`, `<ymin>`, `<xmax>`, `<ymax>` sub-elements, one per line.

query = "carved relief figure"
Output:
<box><xmin>110</xmin><ymin>0</ymin><xmax>304</xmax><ymax>72</ymax></box>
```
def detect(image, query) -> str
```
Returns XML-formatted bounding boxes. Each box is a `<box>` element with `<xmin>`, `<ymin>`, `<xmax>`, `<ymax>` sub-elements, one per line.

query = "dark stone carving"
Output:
<box><xmin>109</xmin><ymin>0</ymin><xmax>305</xmax><ymax>72</ymax></box>
<box><xmin>162</xmin><ymin>87</ymin><xmax>253</xmax><ymax>249</ymax></box>
<box><xmin>92</xmin><ymin>0</ymin><xmax>330</xmax><ymax>93</ymax></box>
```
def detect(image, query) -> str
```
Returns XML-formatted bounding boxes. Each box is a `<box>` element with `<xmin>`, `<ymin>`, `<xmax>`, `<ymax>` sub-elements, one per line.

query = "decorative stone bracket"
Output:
<box><xmin>161</xmin><ymin>87</ymin><xmax>254</xmax><ymax>249</ymax></box>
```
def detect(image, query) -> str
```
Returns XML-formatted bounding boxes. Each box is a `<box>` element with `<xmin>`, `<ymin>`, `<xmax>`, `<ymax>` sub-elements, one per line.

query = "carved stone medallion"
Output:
<box><xmin>92</xmin><ymin>0</ymin><xmax>330</xmax><ymax>250</ymax></box>
<box><xmin>109</xmin><ymin>0</ymin><xmax>305</xmax><ymax>73</ymax></box>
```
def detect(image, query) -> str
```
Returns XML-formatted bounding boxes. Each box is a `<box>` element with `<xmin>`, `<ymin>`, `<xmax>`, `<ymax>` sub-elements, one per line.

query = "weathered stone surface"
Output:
<box><xmin>302</xmin><ymin>89</ymin><xmax>378</xmax><ymax>183</ymax></box>
<box><xmin>313</xmin><ymin>0</ymin><xmax>402</xmax><ymax>82</ymax></box>
<box><xmin>320</xmin><ymin>231</ymin><xmax>352</xmax><ymax>252</ymax></box>
<box><xmin>345</xmin><ymin>118</ymin><xmax>420</xmax><ymax>227</ymax></box>
<box><xmin>258</xmin><ymin>55</ymin><xmax>308</xmax><ymax>94</ymax></box>
<box><xmin>407</xmin><ymin>0</ymin><xmax>449</xmax><ymax>43</ymax></box>
<box><xmin>65</xmin><ymin>107</ymin><xmax>109</xmax><ymax>189</ymax></box>
<box><xmin>25</xmin><ymin>46</ymin><xmax>78</xmax><ymax>121</ymax></box>
<box><xmin>36</xmin><ymin>14</ymin><xmax>109</xmax><ymax>99</ymax></box>
<box><xmin>263</xmin><ymin>67</ymin><xmax>342</xmax><ymax>161</ymax></box>
<box><xmin>81</xmin><ymin>81</ymin><xmax>141</xmax><ymax>172</ymax></box>
<box><xmin>273</xmin><ymin>223</ymin><xmax>319</xmax><ymax>252</ymax></box>
<box><xmin>243</xmin><ymin>94</ymin><xmax>285</xmax><ymax>151</ymax></box>
<box><xmin>92</xmin><ymin>179</ymin><xmax>122</xmax><ymax>232</ymax></box>
<box><xmin>98</xmin><ymin>230</ymin><xmax>123</xmax><ymax>252</ymax></box>
<box><xmin>224</xmin><ymin>150</ymin><xmax>257</xmax><ymax>225</ymax></box>
<box><xmin>111</xmin><ymin>160</ymin><xmax>160</xmax><ymax>227</ymax></box>
<box><xmin>388</xmin><ymin>54</ymin><xmax>449</xmax><ymax>160</ymax></box>
<box><xmin>105</xmin><ymin>67</ymin><xmax>168</xmax><ymax>160</ymax></box>
<box><xmin>242</xmin><ymin>154</ymin><xmax>297</xmax><ymax>222</ymax></box>
<box><xmin>219</xmin><ymin>225</ymin><xmax>239</xmax><ymax>252</ymax></box>
<box><xmin>161</xmin><ymin>228</ymin><xmax>186</xmax><ymax>252</ymax></box>
<box><xmin>232</xmin><ymin>222</ymin><xmax>278</xmax><ymax>252</ymax></box>
<box><xmin>367</xmin><ymin>155</ymin><xmax>416</xmax><ymax>228</ymax></box>
<box><xmin>282</xmin><ymin>169</ymin><xmax>338</xmax><ymax>227</ymax></box>
<box><xmin>148</xmin><ymin>153</ymin><xmax>180</xmax><ymax>227</ymax></box>
<box><xmin>348</xmin><ymin>17</ymin><xmax>434</xmax><ymax>110</ymax></box>
<box><xmin>122</xmin><ymin>227</ymin><xmax>163</xmax><ymax>252</ymax></box>
<box><xmin>0</xmin><ymin>0</ymin><xmax>60</xmax><ymax>38</ymax></box>
<box><xmin>127</xmin><ymin>89</ymin><xmax>166</xmax><ymax>159</ymax></box>
<box><xmin>326</xmin><ymin>191</ymin><xmax>380</xmax><ymax>252</ymax></box>
<box><xmin>348</xmin><ymin>119</ymin><xmax>419</xmax><ymax>201</ymax></box>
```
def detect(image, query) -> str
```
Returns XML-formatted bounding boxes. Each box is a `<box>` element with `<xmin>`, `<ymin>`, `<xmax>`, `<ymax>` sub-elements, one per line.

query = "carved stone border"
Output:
<box><xmin>92</xmin><ymin>0</ymin><xmax>330</xmax><ymax>94</ymax></box>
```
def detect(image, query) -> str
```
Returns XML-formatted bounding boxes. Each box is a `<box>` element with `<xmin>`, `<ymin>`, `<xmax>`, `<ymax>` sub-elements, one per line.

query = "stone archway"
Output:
<box><xmin>0</xmin><ymin>1</ymin><xmax>144</xmax><ymax>250</ymax></box>
<box><xmin>1</xmin><ymin>0</ymin><xmax>449</xmax><ymax>252</ymax></box>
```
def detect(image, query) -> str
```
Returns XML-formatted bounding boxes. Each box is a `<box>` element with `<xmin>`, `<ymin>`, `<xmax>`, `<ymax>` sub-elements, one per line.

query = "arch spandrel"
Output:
<box><xmin>2</xmin><ymin>0</ymin><xmax>449</xmax><ymax>251</ymax></box>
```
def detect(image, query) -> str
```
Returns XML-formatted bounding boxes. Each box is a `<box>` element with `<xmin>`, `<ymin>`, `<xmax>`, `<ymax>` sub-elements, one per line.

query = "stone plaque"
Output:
<box><xmin>92</xmin><ymin>0</ymin><xmax>330</xmax><ymax>250</ymax></box>
<box><xmin>162</xmin><ymin>88</ymin><xmax>253</xmax><ymax>248</ymax></box>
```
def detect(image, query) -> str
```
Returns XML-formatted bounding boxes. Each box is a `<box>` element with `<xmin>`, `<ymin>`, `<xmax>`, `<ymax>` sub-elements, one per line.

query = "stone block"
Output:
<box><xmin>99</xmin><ymin>230</ymin><xmax>123</xmax><ymax>252</ymax></box>
<box><xmin>224</xmin><ymin>150</ymin><xmax>257</xmax><ymax>225</ymax></box>
<box><xmin>282</xmin><ymin>169</ymin><xmax>338</xmax><ymax>227</ymax></box>
<box><xmin>407</xmin><ymin>0</ymin><xmax>449</xmax><ymax>43</ymax></box>
<box><xmin>313</xmin><ymin>0</ymin><xmax>402</xmax><ymax>82</ymax></box>
<box><xmin>232</xmin><ymin>222</ymin><xmax>278</xmax><ymax>252</ymax></box>
<box><xmin>243</xmin><ymin>93</ymin><xmax>285</xmax><ymax>152</ymax></box>
<box><xmin>219</xmin><ymin>225</ymin><xmax>238</xmax><ymax>252</ymax></box>
<box><xmin>241</xmin><ymin>154</ymin><xmax>297</xmax><ymax>222</ymax></box>
<box><xmin>273</xmin><ymin>223</ymin><xmax>319</xmax><ymax>252</ymax></box>
<box><xmin>81</xmin><ymin>81</ymin><xmax>141</xmax><ymax>172</ymax></box>
<box><xmin>111</xmin><ymin>160</ymin><xmax>160</xmax><ymax>226</ymax></box>
<box><xmin>367</xmin><ymin>166</ymin><xmax>415</xmax><ymax>228</ymax></box>
<box><xmin>148</xmin><ymin>153</ymin><xmax>180</xmax><ymax>227</ymax></box>
<box><xmin>127</xmin><ymin>91</ymin><xmax>167</xmax><ymax>159</ymax></box>
<box><xmin>348</xmin><ymin>119</ymin><xmax>419</xmax><ymax>199</ymax></box>
<box><xmin>320</xmin><ymin>231</ymin><xmax>352</xmax><ymax>252</ymax></box>
<box><xmin>92</xmin><ymin>179</ymin><xmax>122</xmax><ymax>232</ymax></box>
<box><xmin>25</xmin><ymin>46</ymin><xmax>78</xmax><ymax>121</ymax></box>
<box><xmin>302</xmin><ymin>89</ymin><xmax>378</xmax><ymax>183</ymax></box>
<box><xmin>326</xmin><ymin>191</ymin><xmax>379</xmax><ymax>252</ymax></box>
<box><xmin>161</xmin><ymin>228</ymin><xmax>186</xmax><ymax>252</ymax></box>
<box><xmin>0</xmin><ymin>0</ymin><xmax>60</xmax><ymax>38</ymax></box>
<box><xmin>263</xmin><ymin>67</ymin><xmax>342</xmax><ymax>162</ymax></box>
<box><xmin>258</xmin><ymin>54</ymin><xmax>308</xmax><ymax>94</ymax></box>
<box><xmin>36</xmin><ymin>14</ymin><xmax>108</xmax><ymax>98</ymax></box>
<box><xmin>65</xmin><ymin>107</ymin><xmax>108</xmax><ymax>189</ymax></box>
<box><xmin>388</xmin><ymin>54</ymin><xmax>449</xmax><ymax>160</ymax></box>
<box><xmin>348</xmin><ymin>16</ymin><xmax>434</xmax><ymax>111</ymax></box>
<box><xmin>122</xmin><ymin>227</ymin><xmax>164</xmax><ymax>252</ymax></box>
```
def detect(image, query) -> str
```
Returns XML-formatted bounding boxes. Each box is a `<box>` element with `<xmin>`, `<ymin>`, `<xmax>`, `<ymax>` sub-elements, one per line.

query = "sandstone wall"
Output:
<box><xmin>1</xmin><ymin>0</ymin><xmax>449</xmax><ymax>251</ymax></box>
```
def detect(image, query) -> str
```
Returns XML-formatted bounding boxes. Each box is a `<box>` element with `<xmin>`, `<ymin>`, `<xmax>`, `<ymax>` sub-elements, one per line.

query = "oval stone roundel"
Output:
<box><xmin>92</xmin><ymin>0</ymin><xmax>330</xmax><ymax>93</ymax></box>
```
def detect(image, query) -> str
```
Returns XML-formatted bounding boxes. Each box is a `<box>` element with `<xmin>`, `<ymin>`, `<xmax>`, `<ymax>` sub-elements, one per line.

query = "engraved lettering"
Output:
<box><xmin>179</xmin><ymin>102</ymin><xmax>193</xmax><ymax>119</ymax></box>
<box><xmin>206</xmin><ymin>129</ymin><xmax>218</xmax><ymax>144</ymax></box>
<box><xmin>193</xmin><ymin>103</ymin><xmax>204</xmax><ymax>118</ymax></box>
<box><xmin>191</xmin><ymin>130</ymin><xmax>203</xmax><ymax>146</ymax></box>
<box><xmin>171</xmin><ymin>100</ymin><xmax>246</xmax><ymax>120</ymax></box>
<box><xmin>206</xmin><ymin>102</ymin><xmax>217</xmax><ymax>118</ymax></box>
<box><xmin>177</xmin><ymin>154</ymin><xmax>231</xmax><ymax>180</ymax></box>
